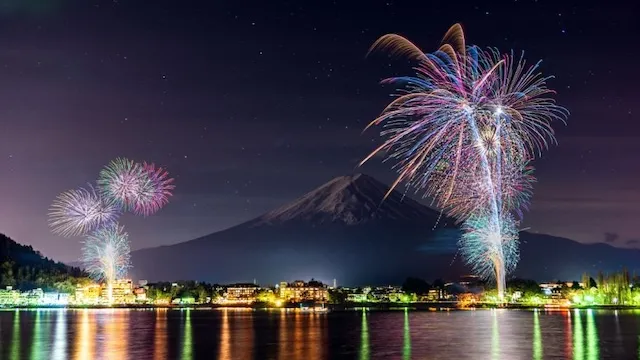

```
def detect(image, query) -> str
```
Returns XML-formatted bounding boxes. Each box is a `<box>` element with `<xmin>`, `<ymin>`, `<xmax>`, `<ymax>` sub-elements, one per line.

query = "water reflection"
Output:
<box><xmin>360</xmin><ymin>309</ymin><xmax>369</xmax><ymax>360</ymax></box>
<box><xmin>154</xmin><ymin>309</ymin><xmax>168</xmax><ymax>360</ymax></box>
<box><xmin>30</xmin><ymin>310</ymin><xmax>43</xmax><ymax>360</ymax></box>
<box><xmin>1</xmin><ymin>307</ymin><xmax>636</xmax><ymax>359</ymax></box>
<box><xmin>492</xmin><ymin>310</ymin><xmax>499</xmax><ymax>360</ymax></box>
<box><xmin>52</xmin><ymin>310</ymin><xmax>67</xmax><ymax>360</ymax></box>
<box><xmin>103</xmin><ymin>310</ymin><xmax>128</xmax><ymax>358</ymax></box>
<box><xmin>219</xmin><ymin>309</ymin><xmax>231</xmax><ymax>360</ymax></box>
<box><xmin>586</xmin><ymin>309</ymin><xmax>599</xmax><ymax>359</ymax></box>
<box><xmin>11</xmin><ymin>310</ymin><xmax>20</xmax><ymax>360</ymax></box>
<box><xmin>564</xmin><ymin>310</ymin><xmax>572</xmax><ymax>358</ymax></box>
<box><xmin>278</xmin><ymin>310</ymin><xmax>287</xmax><ymax>360</ymax></box>
<box><xmin>403</xmin><ymin>308</ymin><xmax>411</xmax><ymax>360</ymax></box>
<box><xmin>75</xmin><ymin>309</ymin><xmax>95</xmax><ymax>360</ymax></box>
<box><xmin>218</xmin><ymin>309</ymin><xmax>255</xmax><ymax>360</ymax></box>
<box><xmin>181</xmin><ymin>309</ymin><xmax>193</xmax><ymax>360</ymax></box>
<box><xmin>533</xmin><ymin>310</ymin><xmax>542</xmax><ymax>360</ymax></box>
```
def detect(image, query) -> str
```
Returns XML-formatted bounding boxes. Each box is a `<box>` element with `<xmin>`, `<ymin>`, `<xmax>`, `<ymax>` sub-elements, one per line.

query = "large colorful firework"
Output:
<box><xmin>97</xmin><ymin>157</ymin><xmax>175</xmax><ymax>216</ymax></box>
<box><xmin>48</xmin><ymin>185</ymin><xmax>120</xmax><ymax>237</ymax></box>
<box><xmin>97</xmin><ymin>158</ymin><xmax>146</xmax><ymax>212</ymax></box>
<box><xmin>362</xmin><ymin>24</ymin><xmax>567</xmax><ymax>297</ymax></box>
<box><xmin>82</xmin><ymin>223</ymin><xmax>131</xmax><ymax>302</ymax></box>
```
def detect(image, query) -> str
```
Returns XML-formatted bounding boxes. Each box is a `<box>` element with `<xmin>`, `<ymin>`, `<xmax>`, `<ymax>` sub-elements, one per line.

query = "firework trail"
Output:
<box><xmin>362</xmin><ymin>24</ymin><xmax>567</xmax><ymax>297</ymax></box>
<box><xmin>82</xmin><ymin>223</ymin><xmax>131</xmax><ymax>303</ymax></box>
<box><xmin>48</xmin><ymin>185</ymin><xmax>119</xmax><ymax>237</ymax></box>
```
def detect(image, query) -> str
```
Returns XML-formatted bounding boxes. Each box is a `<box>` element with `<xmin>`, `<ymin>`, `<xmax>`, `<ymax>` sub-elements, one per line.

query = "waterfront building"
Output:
<box><xmin>224</xmin><ymin>283</ymin><xmax>259</xmax><ymax>304</ymax></box>
<box><xmin>0</xmin><ymin>286</ymin><xmax>20</xmax><ymax>305</ymax></box>
<box><xmin>134</xmin><ymin>287</ymin><xmax>147</xmax><ymax>302</ymax></box>
<box><xmin>20</xmin><ymin>288</ymin><xmax>44</xmax><ymax>305</ymax></box>
<box><xmin>75</xmin><ymin>284</ymin><xmax>102</xmax><ymax>304</ymax></box>
<box><xmin>106</xmin><ymin>279</ymin><xmax>135</xmax><ymax>304</ymax></box>
<box><xmin>279</xmin><ymin>280</ymin><xmax>328</xmax><ymax>302</ymax></box>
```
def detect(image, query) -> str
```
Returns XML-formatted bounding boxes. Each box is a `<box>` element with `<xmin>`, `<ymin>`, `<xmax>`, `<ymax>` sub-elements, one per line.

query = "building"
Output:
<box><xmin>134</xmin><ymin>287</ymin><xmax>147</xmax><ymax>302</ymax></box>
<box><xmin>75</xmin><ymin>284</ymin><xmax>102</xmax><ymax>304</ymax></box>
<box><xmin>110</xmin><ymin>279</ymin><xmax>135</xmax><ymax>304</ymax></box>
<box><xmin>279</xmin><ymin>280</ymin><xmax>328</xmax><ymax>303</ymax></box>
<box><xmin>0</xmin><ymin>286</ymin><xmax>20</xmax><ymax>305</ymax></box>
<box><xmin>20</xmin><ymin>288</ymin><xmax>44</xmax><ymax>305</ymax></box>
<box><xmin>224</xmin><ymin>284</ymin><xmax>259</xmax><ymax>304</ymax></box>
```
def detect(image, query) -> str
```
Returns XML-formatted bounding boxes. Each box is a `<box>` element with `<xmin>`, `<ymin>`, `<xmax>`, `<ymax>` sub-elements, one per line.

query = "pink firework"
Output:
<box><xmin>133</xmin><ymin>162</ymin><xmax>175</xmax><ymax>216</ymax></box>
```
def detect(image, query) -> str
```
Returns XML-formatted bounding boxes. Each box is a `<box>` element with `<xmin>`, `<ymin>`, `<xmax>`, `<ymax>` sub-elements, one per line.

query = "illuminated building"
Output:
<box><xmin>20</xmin><ymin>288</ymin><xmax>44</xmax><ymax>305</ymax></box>
<box><xmin>43</xmin><ymin>292</ymin><xmax>70</xmax><ymax>305</ymax></box>
<box><xmin>75</xmin><ymin>284</ymin><xmax>102</xmax><ymax>304</ymax></box>
<box><xmin>104</xmin><ymin>279</ymin><xmax>135</xmax><ymax>304</ymax></box>
<box><xmin>0</xmin><ymin>286</ymin><xmax>20</xmax><ymax>305</ymax></box>
<box><xmin>223</xmin><ymin>284</ymin><xmax>259</xmax><ymax>304</ymax></box>
<box><xmin>134</xmin><ymin>287</ymin><xmax>147</xmax><ymax>302</ymax></box>
<box><xmin>279</xmin><ymin>280</ymin><xmax>328</xmax><ymax>302</ymax></box>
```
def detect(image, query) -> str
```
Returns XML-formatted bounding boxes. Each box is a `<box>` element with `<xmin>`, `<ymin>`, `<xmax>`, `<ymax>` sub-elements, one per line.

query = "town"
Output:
<box><xmin>1</xmin><ymin>269</ymin><xmax>639</xmax><ymax>309</ymax></box>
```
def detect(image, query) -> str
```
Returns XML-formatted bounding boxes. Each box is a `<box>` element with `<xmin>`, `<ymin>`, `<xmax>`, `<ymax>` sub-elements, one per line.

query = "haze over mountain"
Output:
<box><xmin>130</xmin><ymin>174</ymin><xmax>640</xmax><ymax>285</ymax></box>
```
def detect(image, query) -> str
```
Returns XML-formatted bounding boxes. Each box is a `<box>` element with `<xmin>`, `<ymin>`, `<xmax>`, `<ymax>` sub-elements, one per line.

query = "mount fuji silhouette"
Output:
<box><xmin>130</xmin><ymin>174</ymin><xmax>640</xmax><ymax>285</ymax></box>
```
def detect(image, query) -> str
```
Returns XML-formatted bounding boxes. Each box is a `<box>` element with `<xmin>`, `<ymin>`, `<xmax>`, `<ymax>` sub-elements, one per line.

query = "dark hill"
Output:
<box><xmin>130</xmin><ymin>174</ymin><xmax>640</xmax><ymax>285</ymax></box>
<box><xmin>1</xmin><ymin>233</ymin><xmax>85</xmax><ymax>290</ymax></box>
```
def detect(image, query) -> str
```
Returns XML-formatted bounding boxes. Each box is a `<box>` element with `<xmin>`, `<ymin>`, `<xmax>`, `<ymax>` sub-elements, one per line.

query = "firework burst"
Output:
<box><xmin>97</xmin><ymin>157</ymin><xmax>146</xmax><ymax>212</ymax></box>
<box><xmin>48</xmin><ymin>186</ymin><xmax>119</xmax><ymax>237</ymax></box>
<box><xmin>362</xmin><ymin>24</ymin><xmax>567</xmax><ymax>297</ymax></box>
<box><xmin>82</xmin><ymin>223</ymin><xmax>131</xmax><ymax>298</ymax></box>
<box><xmin>132</xmin><ymin>162</ymin><xmax>175</xmax><ymax>216</ymax></box>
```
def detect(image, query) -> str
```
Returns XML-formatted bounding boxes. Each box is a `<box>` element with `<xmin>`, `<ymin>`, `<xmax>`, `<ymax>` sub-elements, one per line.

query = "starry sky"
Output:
<box><xmin>0</xmin><ymin>0</ymin><xmax>638</xmax><ymax>262</ymax></box>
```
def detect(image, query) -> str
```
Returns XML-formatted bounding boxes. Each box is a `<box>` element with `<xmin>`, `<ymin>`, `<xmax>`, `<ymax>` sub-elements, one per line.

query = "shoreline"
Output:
<box><xmin>2</xmin><ymin>302</ymin><xmax>640</xmax><ymax>311</ymax></box>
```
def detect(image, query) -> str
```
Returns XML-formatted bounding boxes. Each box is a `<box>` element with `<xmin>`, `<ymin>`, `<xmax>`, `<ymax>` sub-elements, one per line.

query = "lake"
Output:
<box><xmin>0</xmin><ymin>308</ymin><xmax>638</xmax><ymax>359</ymax></box>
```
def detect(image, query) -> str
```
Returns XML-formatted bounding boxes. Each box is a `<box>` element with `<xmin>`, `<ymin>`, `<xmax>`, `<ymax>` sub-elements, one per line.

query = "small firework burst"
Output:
<box><xmin>82</xmin><ymin>223</ymin><xmax>131</xmax><ymax>283</ymax></box>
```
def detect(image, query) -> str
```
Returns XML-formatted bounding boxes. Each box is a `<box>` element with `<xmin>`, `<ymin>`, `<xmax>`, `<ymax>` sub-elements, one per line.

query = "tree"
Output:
<box><xmin>571</xmin><ymin>281</ymin><xmax>581</xmax><ymax>290</ymax></box>
<box><xmin>402</xmin><ymin>277</ymin><xmax>430</xmax><ymax>295</ymax></box>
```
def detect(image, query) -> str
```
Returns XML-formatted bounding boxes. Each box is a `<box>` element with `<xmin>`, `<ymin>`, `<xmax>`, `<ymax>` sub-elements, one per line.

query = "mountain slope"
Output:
<box><xmin>130</xmin><ymin>174</ymin><xmax>640</xmax><ymax>285</ymax></box>
<box><xmin>1</xmin><ymin>233</ymin><xmax>86</xmax><ymax>289</ymax></box>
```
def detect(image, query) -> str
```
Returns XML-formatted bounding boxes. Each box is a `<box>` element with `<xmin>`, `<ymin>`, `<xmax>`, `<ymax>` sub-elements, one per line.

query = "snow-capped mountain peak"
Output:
<box><xmin>254</xmin><ymin>173</ymin><xmax>440</xmax><ymax>226</ymax></box>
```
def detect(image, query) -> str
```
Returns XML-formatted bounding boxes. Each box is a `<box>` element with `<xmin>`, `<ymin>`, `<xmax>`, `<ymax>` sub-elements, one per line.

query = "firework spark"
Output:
<box><xmin>48</xmin><ymin>186</ymin><xmax>119</xmax><ymax>237</ymax></box>
<box><xmin>362</xmin><ymin>24</ymin><xmax>567</xmax><ymax>297</ymax></box>
<box><xmin>82</xmin><ymin>223</ymin><xmax>131</xmax><ymax>301</ymax></box>
<box><xmin>97</xmin><ymin>158</ymin><xmax>175</xmax><ymax>216</ymax></box>
<box><xmin>97</xmin><ymin>157</ymin><xmax>146</xmax><ymax>212</ymax></box>
<box><xmin>133</xmin><ymin>162</ymin><xmax>175</xmax><ymax>216</ymax></box>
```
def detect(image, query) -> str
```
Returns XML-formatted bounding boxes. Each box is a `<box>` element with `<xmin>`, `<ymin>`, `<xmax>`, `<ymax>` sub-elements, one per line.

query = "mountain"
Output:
<box><xmin>130</xmin><ymin>174</ymin><xmax>640</xmax><ymax>285</ymax></box>
<box><xmin>252</xmin><ymin>173</ymin><xmax>440</xmax><ymax>226</ymax></box>
<box><xmin>1</xmin><ymin>233</ymin><xmax>86</xmax><ymax>290</ymax></box>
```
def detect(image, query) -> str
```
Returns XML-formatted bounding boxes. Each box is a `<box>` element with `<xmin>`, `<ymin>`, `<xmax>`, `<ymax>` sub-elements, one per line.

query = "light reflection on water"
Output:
<box><xmin>1</xmin><ymin>308</ymin><xmax>640</xmax><ymax>359</ymax></box>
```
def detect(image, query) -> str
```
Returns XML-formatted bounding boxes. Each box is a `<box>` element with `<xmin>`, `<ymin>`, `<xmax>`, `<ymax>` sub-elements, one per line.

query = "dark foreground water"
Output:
<box><xmin>1</xmin><ymin>308</ymin><xmax>639</xmax><ymax>359</ymax></box>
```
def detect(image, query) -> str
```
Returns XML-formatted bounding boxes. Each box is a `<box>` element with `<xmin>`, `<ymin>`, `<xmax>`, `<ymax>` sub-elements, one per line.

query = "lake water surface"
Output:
<box><xmin>0</xmin><ymin>308</ymin><xmax>639</xmax><ymax>359</ymax></box>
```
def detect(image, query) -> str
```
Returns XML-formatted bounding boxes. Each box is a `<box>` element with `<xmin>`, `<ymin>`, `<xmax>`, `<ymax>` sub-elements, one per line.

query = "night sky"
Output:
<box><xmin>0</xmin><ymin>0</ymin><xmax>638</xmax><ymax>263</ymax></box>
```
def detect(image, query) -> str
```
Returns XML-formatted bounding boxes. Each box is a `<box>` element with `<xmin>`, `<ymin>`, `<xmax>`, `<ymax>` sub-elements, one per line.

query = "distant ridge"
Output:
<box><xmin>130</xmin><ymin>174</ymin><xmax>640</xmax><ymax>285</ymax></box>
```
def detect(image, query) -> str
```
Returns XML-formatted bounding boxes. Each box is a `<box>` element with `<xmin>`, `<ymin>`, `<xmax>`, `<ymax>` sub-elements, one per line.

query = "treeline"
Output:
<box><xmin>1</xmin><ymin>233</ymin><xmax>90</xmax><ymax>292</ymax></box>
<box><xmin>146</xmin><ymin>281</ymin><xmax>222</xmax><ymax>303</ymax></box>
